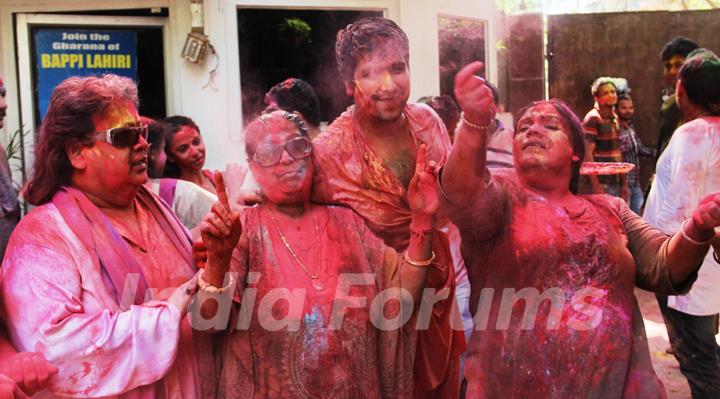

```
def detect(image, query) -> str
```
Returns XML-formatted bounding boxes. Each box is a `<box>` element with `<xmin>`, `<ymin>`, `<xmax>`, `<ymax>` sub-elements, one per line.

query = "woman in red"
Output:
<box><xmin>197</xmin><ymin>110</ymin><xmax>443</xmax><ymax>398</ymax></box>
<box><xmin>441</xmin><ymin>61</ymin><xmax>720</xmax><ymax>398</ymax></box>
<box><xmin>162</xmin><ymin>115</ymin><xmax>217</xmax><ymax>194</ymax></box>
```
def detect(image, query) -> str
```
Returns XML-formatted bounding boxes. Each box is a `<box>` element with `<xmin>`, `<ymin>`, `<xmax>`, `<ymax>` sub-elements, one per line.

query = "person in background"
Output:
<box><xmin>644</xmin><ymin>49</ymin><xmax>720</xmax><ymax>399</ymax></box>
<box><xmin>485</xmin><ymin>83</ymin><xmax>514</xmax><ymax>169</ymax></box>
<box><xmin>0</xmin><ymin>74</ymin><xmax>210</xmax><ymax>398</ymax></box>
<box><xmin>616</xmin><ymin>93</ymin><xmax>655</xmax><ymax>214</ymax></box>
<box><xmin>264</xmin><ymin>77</ymin><xmax>323</xmax><ymax>140</ymax></box>
<box><xmin>418</xmin><ymin>95</ymin><xmax>460</xmax><ymax>142</ymax></box>
<box><xmin>162</xmin><ymin>115</ymin><xmax>217</xmax><ymax>195</ymax></box>
<box><xmin>582</xmin><ymin>77</ymin><xmax>627</xmax><ymax>199</ymax></box>
<box><xmin>655</xmin><ymin>36</ymin><xmax>700</xmax><ymax>161</ymax></box>
<box><xmin>0</xmin><ymin>75</ymin><xmax>20</xmax><ymax>260</ymax></box>
<box><xmin>144</xmin><ymin>118</ymin><xmax>217</xmax><ymax>230</ymax></box>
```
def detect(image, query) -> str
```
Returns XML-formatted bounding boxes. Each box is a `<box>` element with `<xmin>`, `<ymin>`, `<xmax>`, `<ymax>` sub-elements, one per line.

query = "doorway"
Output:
<box><xmin>236</xmin><ymin>8</ymin><xmax>383</xmax><ymax>125</ymax></box>
<box><xmin>15</xmin><ymin>13</ymin><xmax>170</xmax><ymax>179</ymax></box>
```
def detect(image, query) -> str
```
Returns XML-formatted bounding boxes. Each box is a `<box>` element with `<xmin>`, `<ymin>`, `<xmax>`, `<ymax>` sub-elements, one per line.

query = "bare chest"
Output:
<box><xmin>371</xmin><ymin>140</ymin><xmax>416</xmax><ymax>188</ymax></box>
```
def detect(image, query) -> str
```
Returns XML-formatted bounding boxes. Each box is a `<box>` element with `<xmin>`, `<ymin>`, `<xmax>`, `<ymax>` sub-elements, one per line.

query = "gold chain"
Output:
<box><xmin>268</xmin><ymin>208</ymin><xmax>321</xmax><ymax>281</ymax></box>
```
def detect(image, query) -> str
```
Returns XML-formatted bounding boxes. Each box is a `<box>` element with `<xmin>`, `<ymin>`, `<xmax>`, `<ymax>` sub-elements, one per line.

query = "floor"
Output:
<box><xmin>636</xmin><ymin>287</ymin><xmax>711</xmax><ymax>399</ymax></box>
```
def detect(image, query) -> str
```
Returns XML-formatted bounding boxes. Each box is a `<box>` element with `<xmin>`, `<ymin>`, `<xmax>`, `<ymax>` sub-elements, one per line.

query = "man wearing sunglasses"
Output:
<box><xmin>0</xmin><ymin>74</ymin><xmax>213</xmax><ymax>398</ymax></box>
<box><xmin>311</xmin><ymin>17</ymin><xmax>468</xmax><ymax>398</ymax></box>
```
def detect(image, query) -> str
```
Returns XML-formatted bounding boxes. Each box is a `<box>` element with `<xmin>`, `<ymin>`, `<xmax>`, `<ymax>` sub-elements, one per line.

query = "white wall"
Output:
<box><xmin>0</xmin><ymin>0</ymin><xmax>496</xmax><ymax>176</ymax></box>
<box><xmin>397</xmin><ymin>0</ymin><xmax>497</xmax><ymax>102</ymax></box>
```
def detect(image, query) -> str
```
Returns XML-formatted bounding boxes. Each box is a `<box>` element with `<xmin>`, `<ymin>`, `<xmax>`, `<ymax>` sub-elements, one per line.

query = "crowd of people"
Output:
<box><xmin>0</xmin><ymin>16</ymin><xmax>718</xmax><ymax>399</ymax></box>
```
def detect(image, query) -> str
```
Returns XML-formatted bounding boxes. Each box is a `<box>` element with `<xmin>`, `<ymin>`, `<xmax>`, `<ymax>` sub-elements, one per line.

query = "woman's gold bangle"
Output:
<box><xmin>404</xmin><ymin>251</ymin><xmax>436</xmax><ymax>267</ymax></box>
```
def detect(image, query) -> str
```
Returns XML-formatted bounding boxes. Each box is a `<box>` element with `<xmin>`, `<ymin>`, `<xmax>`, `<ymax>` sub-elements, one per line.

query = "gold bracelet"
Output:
<box><xmin>461</xmin><ymin>112</ymin><xmax>494</xmax><ymax>131</ymax></box>
<box><xmin>681</xmin><ymin>219</ymin><xmax>713</xmax><ymax>246</ymax></box>
<box><xmin>404</xmin><ymin>251</ymin><xmax>436</xmax><ymax>267</ymax></box>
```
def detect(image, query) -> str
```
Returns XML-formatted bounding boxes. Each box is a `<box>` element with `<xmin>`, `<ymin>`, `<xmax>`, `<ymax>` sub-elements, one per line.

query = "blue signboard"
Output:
<box><xmin>33</xmin><ymin>29</ymin><xmax>138</xmax><ymax>121</ymax></box>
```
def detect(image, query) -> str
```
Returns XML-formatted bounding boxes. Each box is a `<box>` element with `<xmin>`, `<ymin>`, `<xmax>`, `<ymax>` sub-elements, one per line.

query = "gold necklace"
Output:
<box><xmin>268</xmin><ymin>208</ymin><xmax>324</xmax><ymax>291</ymax></box>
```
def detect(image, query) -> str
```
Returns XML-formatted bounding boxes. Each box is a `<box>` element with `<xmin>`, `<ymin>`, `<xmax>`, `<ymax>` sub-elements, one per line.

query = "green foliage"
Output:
<box><xmin>3</xmin><ymin>127</ymin><xmax>28</xmax><ymax>189</ymax></box>
<box><xmin>4</xmin><ymin>128</ymin><xmax>24</xmax><ymax>165</ymax></box>
<box><xmin>278</xmin><ymin>18</ymin><xmax>312</xmax><ymax>45</ymax></box>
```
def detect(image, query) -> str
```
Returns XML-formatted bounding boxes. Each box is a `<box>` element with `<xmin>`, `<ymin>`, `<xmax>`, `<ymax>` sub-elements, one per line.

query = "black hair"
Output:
<box><xmin>161</xmin><ymin>115</ymin><xmax>202</xmax><ymax>178</ymax></box>
<box><xmin>678</xmin><ymin>48</ymin><xmax>720</xmax><ymax>115</ymax></box>
<box><xmin>660</xmin><ymin>36</ymin><xmax>699</xmax><ymax>62</ymax></box>
<box><xmin>514</xmin><ymin>99</ymin><xmax>585</xmax><ymax>194</ymax></box>
<box><xmin>264</xmin><ymin>78</ymin><xmax>321</xmax><ymax>127</ymax></box>
<box><xmin>335</xmin><ymin>17</ymin><xmax>409</xmax><ymax>83</ymax></box>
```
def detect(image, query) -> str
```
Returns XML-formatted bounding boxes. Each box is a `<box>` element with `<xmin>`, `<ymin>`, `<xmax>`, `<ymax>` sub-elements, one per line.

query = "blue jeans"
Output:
<box><xmin>628</xmin><ymin>184</ymin><xmax>644</xmax><ymax>214</ymax></box>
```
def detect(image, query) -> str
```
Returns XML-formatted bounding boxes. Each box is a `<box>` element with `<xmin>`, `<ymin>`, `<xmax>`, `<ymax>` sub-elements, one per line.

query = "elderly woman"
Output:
<box><xmin>0</xmin><ymin>75</ymin><xmax>210</xmax><ymax>397</ymax></box>
<box><xmin>440</xmin><ymin>62</ymin><xmax>720</xmax><ymax>397</ymax></box>
<box><xmin>197</xmin><ymin>110</ymin><xmax>440</xmax><ymax>398</ymax></box>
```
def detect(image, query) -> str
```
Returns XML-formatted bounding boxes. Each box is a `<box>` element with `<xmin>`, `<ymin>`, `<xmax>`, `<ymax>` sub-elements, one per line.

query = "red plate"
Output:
<box><xmin>580</xmin><ymin>162</ymin><xmax>635</xmax><ymax>175</ymax></box>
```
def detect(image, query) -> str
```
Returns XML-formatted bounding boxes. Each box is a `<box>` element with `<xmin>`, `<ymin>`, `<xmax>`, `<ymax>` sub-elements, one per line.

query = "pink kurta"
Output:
<box><xmin>218</xmin><ymin>205</ymin><xmax>414</xmax><ymax>399</ymax></box>
<box><xmin>0</xmin><ymin>191</ymin><xmax>213</xmax><ymax>398</ymax></box>
<box><xmin>442</xmin><ymin>168</ymin><xmax>698</xmax><ymax>398</ymax></box>
<box><xmin>312</xmin><ymin>104</ymin><xmax>466</xmax><ymax>398</ymax></box>
<box><xmin>313</xmin><ymin>104</ymin><xmax>451</xmax><ymax>251</ymax></box>
<box><xmin>313</xmin><ymin>104</ymin><xmax>467</xmax><ymax>397</ymax></box>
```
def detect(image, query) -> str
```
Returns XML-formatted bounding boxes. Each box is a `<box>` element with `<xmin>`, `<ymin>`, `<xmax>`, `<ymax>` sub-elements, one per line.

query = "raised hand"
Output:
<box><xmin>199</xmin><ymin>172</ymin><xmax>242</xmax><ymax>262</ymax></box>
<box><xmin>691</xmin><ymin>192</ymin><xmax>720</xmax><ymax>231</ymax></box>
<box><xmin>167</xmin><ymin>273</ymin><xmax>200</xmax><ymax>316</ymax></box>
<box><xmin>0</xmin><ymin>352</ymin><xmax>58</xmax><ymax>397</ymax></box>
<box><xmin>454</xmin><ymin>61</ymin><xmax>496</xmax><ymax>126</ymax></box>
<box><xmin>0</xmin><ymin>374</ymin><xmax>28</xmax><ymax>399</ymax></box>
<box><xmin>192</xmin><ymin>239</ymin><xmax>207</xmax><ymax>269</ymax></box>
<box><xmin>407</xmin><ymin>144</ymin><xmax>440</xmax><ymax>218</ymax></box>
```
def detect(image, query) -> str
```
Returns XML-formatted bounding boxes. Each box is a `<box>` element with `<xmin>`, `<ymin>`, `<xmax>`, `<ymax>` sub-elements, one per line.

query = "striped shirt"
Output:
<box><xmin>583</xmin><ymin>106</ymin><xmax>621</xmax><ymax>185</ymax></box>
<box><xmin>486</xmin><ymin>121</ymin><xmax>514</xmax><ymax>169</ymax></box>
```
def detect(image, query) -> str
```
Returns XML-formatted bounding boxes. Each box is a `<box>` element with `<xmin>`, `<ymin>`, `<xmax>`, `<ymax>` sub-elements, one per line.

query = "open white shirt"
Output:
<box><xmin>644</xmin><ymin>116</ymin><xmax>720</xmax><ymax>316</ymax></box>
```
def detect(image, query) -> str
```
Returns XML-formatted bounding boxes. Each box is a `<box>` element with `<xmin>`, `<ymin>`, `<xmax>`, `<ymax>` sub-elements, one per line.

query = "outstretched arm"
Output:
<box><xmin>442</xmin><ymin>61</ymin><xmax>497</xmax><ymax>205</ymax></box>
<box><xmin>665</xmin><ymin>192</ymin><xmax>720</xmax><ymax>285</ymax></box>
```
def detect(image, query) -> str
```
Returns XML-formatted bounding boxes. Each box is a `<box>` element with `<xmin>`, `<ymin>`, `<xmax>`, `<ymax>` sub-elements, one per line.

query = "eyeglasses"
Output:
<box><xmin>252</xmin><ymin>136</ymin><xmax>313</xmax><ymax>167</ymax></box>
<box><xmin>94</xmin><ymin>124</ymin><xmax>148</xmax><ymax>148</ymax></box>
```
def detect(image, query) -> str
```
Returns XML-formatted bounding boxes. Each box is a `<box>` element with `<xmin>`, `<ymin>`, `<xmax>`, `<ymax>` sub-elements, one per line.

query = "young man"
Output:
<box><xmin>311</xmin><ymin>17</ymin><xmax>469</xmax><ymax>398</ymax></box>
<box><xmin>582</xmin><ymin>77</ymin><xmax>627</xmax><ymax>199</ymax></box>
<box><xmin>617</xmin><ymin>93</ymin><xmax>655</xmax><ymax>214</ymax></box>
<box><xmin>644</xmin><ymin>49</ymin><xmax>720</xmax><ymax>399</ymax></box>
<box><xmin>656</xmin><ymin>36</ymin><xmax>699</xmax><ymax>161</ymax></box>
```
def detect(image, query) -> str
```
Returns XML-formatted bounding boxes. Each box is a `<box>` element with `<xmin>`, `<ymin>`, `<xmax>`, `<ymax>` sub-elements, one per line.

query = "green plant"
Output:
<box><xmin>278</xmin><ymin>17</ymin><xmax>312</xmax><ymax>46</ymax></box>
<box><xmin>3</xmin><ymin>127</ymin><xmax>28</xmax><ymax>190</ymax></box>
